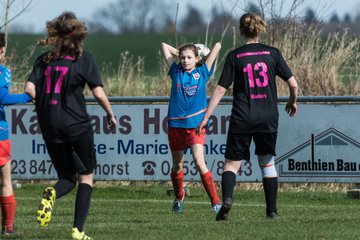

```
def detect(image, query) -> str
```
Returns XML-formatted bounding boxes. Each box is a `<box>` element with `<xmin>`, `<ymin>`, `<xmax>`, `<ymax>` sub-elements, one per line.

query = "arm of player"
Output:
<box><xmin>196</xmin><ymin>84</ymin><xmax>227</xmax><ymax>135</ymax></box>
<box><xmin>205</xmin><ymin>42</ymin><xmax>221</xmax><ymax>72</ymax></box>
<box><xmin>285</xmin><ymin>76</ymin><xmax>298</xmax><ymax>117</ymax></box>
<box><xmin>161</xmin><ymin>42</ymin><xmax>178</xmax><ymax>68</ymax></box>
<box><xmin>0</xmin><ymin>87</ymin><xmax>32</xmax><ymax>105</ymax></box>
<box><xmin>24</xmin><ymin>81</ymin><xmax>36</xmax><ymax>99</ymax></box>
<box><xmin>92</xmin><ymin>86</ymin><xmax>117</xmax><ymax>129</ymax></box>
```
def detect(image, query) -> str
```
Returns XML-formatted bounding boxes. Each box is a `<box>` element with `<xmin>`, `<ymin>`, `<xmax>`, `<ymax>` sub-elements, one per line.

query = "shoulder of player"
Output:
<box><xmin>257</xmin><ymin>43</ymin><xmax>282</xmax><ymax>54</ymax></box>
<box><xmin>78</xmin><ymin>50</ymin><xmax>96</xmax><ymax>64</ymax></box>
<box><xmin>33</xmin><ymin>52</ymin><xmax>49</xmax><ymax>66</ymax></box>
<box><xmin>0</xmin><ymin>64</ymin><xmax>9</xmax><ymax>73</ymax></box>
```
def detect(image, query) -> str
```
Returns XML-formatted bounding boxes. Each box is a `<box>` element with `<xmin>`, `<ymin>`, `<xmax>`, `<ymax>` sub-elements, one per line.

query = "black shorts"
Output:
<box><xmin>224</xmin><ymin>132</ymin><xmax>277</xmax><ymax>161</ymax></box>
<box><xmin>45</xmin><ymin>128</ymin><xmax>96</xmax><ymax>178</ymax></box>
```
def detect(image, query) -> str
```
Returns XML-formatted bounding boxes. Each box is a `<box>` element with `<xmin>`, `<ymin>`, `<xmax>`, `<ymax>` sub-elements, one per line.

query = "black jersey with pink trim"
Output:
<box><xmin>28</xmin><ymin>51</ymin><xmax>102</xmax><ymax>143</ymax></box>
<box><xmin>218</xmin><ymin>43</ymin><xmax>293</xmax><ymax>133</ymax></box>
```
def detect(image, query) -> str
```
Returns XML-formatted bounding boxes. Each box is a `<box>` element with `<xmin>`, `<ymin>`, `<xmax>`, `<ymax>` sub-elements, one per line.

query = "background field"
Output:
<box><xmin>7</xmin><ymin>33</ymin><xmax>235</xmax><ymax>77</ymax></box>
<box><xmin>13</xmin><ymin>183</ymin><xmax>360</xmax><ymax>240</ymax></box>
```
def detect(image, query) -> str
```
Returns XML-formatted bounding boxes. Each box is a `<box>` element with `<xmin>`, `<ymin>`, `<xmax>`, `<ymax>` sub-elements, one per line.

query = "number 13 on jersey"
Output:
<box><xmin>243</xmin><ymin>62</ymin><xmax>268</xmax><ymax>88</ymax></box>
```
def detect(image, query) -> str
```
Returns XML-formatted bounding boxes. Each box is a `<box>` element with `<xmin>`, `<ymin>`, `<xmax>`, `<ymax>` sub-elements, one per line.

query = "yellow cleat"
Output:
<box><xmin>36</xmin><ymin>187</ymin><xmax>56</xmax><ymax>227</ymax></box>
<box><xmin>71</xmin><ymin>227</ymin><xmax>93</xmax><ymax>240</ymax></box>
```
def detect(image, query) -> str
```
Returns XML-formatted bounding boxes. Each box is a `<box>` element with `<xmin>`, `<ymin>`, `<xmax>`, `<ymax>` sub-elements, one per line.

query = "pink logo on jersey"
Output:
<box><xmin>193</xmin><ymin>73</ymin><xmax>200</xmax><ymax>80</ymax></box>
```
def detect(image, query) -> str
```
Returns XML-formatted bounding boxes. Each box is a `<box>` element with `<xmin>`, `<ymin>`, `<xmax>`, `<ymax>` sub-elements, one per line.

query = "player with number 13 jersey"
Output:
<box><xmin>197</xmin><ymin>12</ymin><xmax>298</xmax><ymax>221</ymax></box>
<box><xmin>219</xmin><ymin>43</ymin><xmax>293</xmax><ymax>133</ymax></box>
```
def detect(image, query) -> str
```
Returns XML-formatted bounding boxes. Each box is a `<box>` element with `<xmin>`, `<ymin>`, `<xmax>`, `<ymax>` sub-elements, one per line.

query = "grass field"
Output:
<box><xmin>12</xmin><ymin>182</ymin><xmax>360</xmax><ymax>240</ymax></box>
<box><xmin>7</xmin><ymin>33</ymin><xmax>235</xmax><ymax>77</ymax></box>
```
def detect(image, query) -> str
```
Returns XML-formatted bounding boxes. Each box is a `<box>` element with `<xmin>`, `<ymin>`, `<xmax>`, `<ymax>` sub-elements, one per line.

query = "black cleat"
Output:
<box><xmin>216</xmin><ymin>198</ymin><xmax>232</xmax><ymax>221</ymax></box>
<box><xmin>267</xmin><ymin>212</ymin><xmax>278</xmax><ymax>219</ymax></box>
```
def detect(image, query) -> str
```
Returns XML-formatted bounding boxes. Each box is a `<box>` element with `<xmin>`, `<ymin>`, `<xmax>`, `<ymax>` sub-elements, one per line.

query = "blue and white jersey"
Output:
<box><xmin>167</xmin><ymin>62</ymin><xmax>213</xmax><ymax>128</ymax></box>
<box><xmin>0</xmin><ymin>65</ymin><xmax>11</xmax><ymax>140</ymax></box>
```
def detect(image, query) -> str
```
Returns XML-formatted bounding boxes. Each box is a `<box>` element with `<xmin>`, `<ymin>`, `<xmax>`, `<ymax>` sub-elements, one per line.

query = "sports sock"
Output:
<box><xmin>263</xmin><ymin>177</ymin><xmax>278</xmax><ymax>215</ymax></box>
<box><xmin>221</xmin><ymin>171</ymin><xmax>236</xmax><ymax>203</ymax></box>
<box><xmin>54</xmin><ymin>178</ymin><xmax>76</xmax><ymax>199</ymax></box>
<box><xmin>200</xmin><ymin>171</ymin><xmax>220</xmax><ymax>205</ymax></box>
<box><xmin>0</xmin><ymin>194</ymin><xmax>16</xmax><ymax>230</ymax></box>
<box><xmin>171</xmin><ymin>170</ymin><xmax>184</xmax><ymax>201</ymax></box>
<box><xmin>74</xmin><ymin>183</ymin><xmax>93</xmax><ymax>232</ymax></box>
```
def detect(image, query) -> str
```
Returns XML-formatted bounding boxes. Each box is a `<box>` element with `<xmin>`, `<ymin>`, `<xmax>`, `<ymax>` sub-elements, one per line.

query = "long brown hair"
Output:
<box><xmin>38</xmin><ymin>12</ymin><xmax>87</xmax><ymax>63</ymax></box>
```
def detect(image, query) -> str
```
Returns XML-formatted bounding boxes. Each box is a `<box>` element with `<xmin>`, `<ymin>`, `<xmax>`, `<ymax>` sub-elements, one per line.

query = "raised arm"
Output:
<box><xmin>196</xmin><ymin>84</ymin><xmax>227</xmax><ymax>134</ymax></box>
<box><xmin>92</xmin><ymin>86</ymin><xmax>117</xmax><ymax>129</ymax></box>
<box><xmin>161</xmin><ymin>42</ymin><xmax>178</xmax><ymax>68</ymax></box>
<box><xmin>204</xmin><ymin>42</ymin><xmax>221</xmax><ymax>72</ymax></box>
<box><xmin>285</xmin><ymin>76</ymin><xmax>298</xmax><ymax>117</ymax></box>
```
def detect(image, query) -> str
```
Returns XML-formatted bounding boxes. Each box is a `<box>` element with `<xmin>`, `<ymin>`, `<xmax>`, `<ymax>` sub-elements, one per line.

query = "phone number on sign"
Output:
<box><xmin>11</xmin><ymin>159</ymin><xmax>55</xmax><ymax>175</ymax></box>
<box><xmin>159</xmin><ymin>159</ymin><xmax>253</xmax><ymax>177</ymax></box>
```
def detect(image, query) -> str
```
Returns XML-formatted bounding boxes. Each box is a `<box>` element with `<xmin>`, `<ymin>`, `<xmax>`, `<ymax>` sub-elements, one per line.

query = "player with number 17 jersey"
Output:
<box><xmin>27</xmin><ymin>51</ymin><xmax>102</xmax><ymax>143</ymax></box>
<box><xmin>218</xmin><ymin>43</ymin><xmax>293</xmax><ymax>133</ymax></box>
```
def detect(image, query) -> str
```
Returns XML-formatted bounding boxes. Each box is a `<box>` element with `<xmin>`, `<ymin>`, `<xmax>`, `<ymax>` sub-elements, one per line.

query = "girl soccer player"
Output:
<box><xmin>24</xmin><ymin>12</ymin><xmax>116</xmax><ymax>240</ymax></box>
<box><xmin>161</xmin><ymin>42</ymin><xmax>222</xmax><ymax>214</ymax></box>
<box><xmin>0</xmin><ymin>32</ymin><xmax>32</xmax><ymax>237</ymax></box>
<box><xmin>197</xmin><ymin>12</ymin><xmax>298</xmax><ymax>221</ymax></box>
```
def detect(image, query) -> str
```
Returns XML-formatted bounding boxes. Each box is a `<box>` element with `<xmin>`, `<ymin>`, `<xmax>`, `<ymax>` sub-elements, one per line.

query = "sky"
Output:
<box><xmin>7</xmin><ymin>0</ymin><xmax>360</xmax><ymax>33</ymax></box>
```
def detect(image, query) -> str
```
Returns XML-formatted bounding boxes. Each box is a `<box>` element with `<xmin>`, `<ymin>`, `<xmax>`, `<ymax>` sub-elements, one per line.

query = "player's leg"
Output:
<box><xmin>216</xmin><ymin>159</ymin><xmax>241</xmax><ymax>221</ymax></box>
<box><xmin>254</xmin><ymin>133</ymin><xmax>278</xmax><ymax>219</ymax></box>
<box><xmin>168</xmin><ymin>128</ymin><xmax>186</xmax><ymax>213</ymax></box>
<box><xmin>170</xmin><ymin>150</ymin><xmax>185</xmax><ymax>213</ymax></box>
<box><xmin>37</xmin><ymin>142</ymin><xmax>76</xmax><ymax>227</ymax></box>
<box><xmin>72</xmin><ymin>173</ymin><xmax>93</xmax><ymax>240</ymax></box>
<box><xmin>71</xmin><ymin>128</ymin><xmax>96</xmax><ymax>240</ymax></box>
<box><xmin>216</xmin><ymin>132</ymin><xmax>251</xmax><ymax>221</ymax></box>
<box><xmin>0</xmin><ymin>140</ymin><xmax>18</xmax><ymax>236</ymax></box>
<box><xmin>190</xmin><ymin>141</ymin><xmax>220</xmax><ymax>213</ymax></box>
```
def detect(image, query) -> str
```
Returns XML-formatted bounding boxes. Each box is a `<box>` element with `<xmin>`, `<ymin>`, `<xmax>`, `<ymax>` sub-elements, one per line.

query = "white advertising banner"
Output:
<box><xmin>7</xmin><ymin>103</ymin><xmax>360</xmax><ymax>183</ymax></box>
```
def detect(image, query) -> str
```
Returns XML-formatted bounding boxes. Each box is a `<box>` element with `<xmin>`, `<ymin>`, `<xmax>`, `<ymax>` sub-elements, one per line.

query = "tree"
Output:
<box><xmin>246</xmin><ymin>2</ymin><xmax>262</xmax><ymax>16</ymax></box>
<box><xmin>304</xmin><ymin>8</ymin><xmax>317</xmax><ymax>24</ymax></box>
<box><xmin>179</xmin><ymin>4</ymin><xmax>205</xmax><ymax>34</ymax></box>
<box><xmin>209</xmin><ymin>7</ymin><xmax>236</xmax><ymax>35</ymax></box>
<box><xmin>343</xmin><ymin>13</ymin><xmax>352</xmax><ymax>24</ymax></box>
<box><xmin>88</xmin><ymin>0</ymin><xmax>173</xmax><ymax>33</ymax></box>
<box><xmin>0</xmin><ymin>0</ymin><xmax>33</xmax><ymax>48</ymax></box>
<box><xmin>329</xmin><ymin>13</ymin><xmax>340</xmax><ymax>24</ymax></box>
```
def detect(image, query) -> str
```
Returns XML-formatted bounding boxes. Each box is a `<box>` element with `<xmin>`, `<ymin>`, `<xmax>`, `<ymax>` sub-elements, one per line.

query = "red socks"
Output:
<box><xmin>201</xmin><ymin>171</ymin><xmax>220</xmax><ymax>205</ymax></box>
<box><xmin>171</xmin><ymin>170</ymin><xmax>220</xmax><ymax>205</ymax></box>
<box><xmin>0</xmin><ymin>194</ymin><xmax>16</xmax><ymax>230</ymax></box>
<box><xmin>171</xmin><ymin>170</ymin><xmax>184</xmax><ymax>201</ymax></box>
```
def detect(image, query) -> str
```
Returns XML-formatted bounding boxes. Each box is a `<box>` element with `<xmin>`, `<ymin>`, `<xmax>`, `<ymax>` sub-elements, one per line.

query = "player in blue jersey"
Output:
<box><xmin>197</xmin><ymin>13</ymin><xmax>298</xmax><ymax>221</ymax></box>
<box><xmin>161</xmin><ymin>42</ymin><xmax>222</xmax><ymax>214</ymax></box>
<box><xmin>0</xmin><ymin>32</ymin><xmax>32</xmax><ymax>237</ymax></box>
<box><xmin>24</xmin><ymin>12</ymin><xmax>116</xmax><ymax>240</ymax></box>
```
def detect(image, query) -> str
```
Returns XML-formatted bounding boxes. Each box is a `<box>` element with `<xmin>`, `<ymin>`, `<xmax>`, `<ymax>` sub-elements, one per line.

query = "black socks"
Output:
<box><xmin>221</xmin><ymin>171</ymin><xmax>236</xmax><ymax>203</ymax></box>
<box><xmin>74</xmin><ymin>183</ymin><xmax>93</xmax><ymax>232</ymax></box>
<box><xmin>263</xmin><ymin>177</ymin><xmax>278</xmax><ymax>215</ymax></box>
<box><xmin>54</xmin><ymin>178</ymin><xmax>76</xmax><ymax>199</ymax></box>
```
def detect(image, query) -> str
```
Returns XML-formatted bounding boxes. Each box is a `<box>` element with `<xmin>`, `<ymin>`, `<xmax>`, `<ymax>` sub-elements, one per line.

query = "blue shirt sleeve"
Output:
<box><xmin>0</xmin><ymin>87</ymin><xmax>32</xmax><ymax>105</ymax></box>
<box><xmin>0</xmin><ymin>65</ymin><xmax>11</xmax><ymax>89</ymax></box>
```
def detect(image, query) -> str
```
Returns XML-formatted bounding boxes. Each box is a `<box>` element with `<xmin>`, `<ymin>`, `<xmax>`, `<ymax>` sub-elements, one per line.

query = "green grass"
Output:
<box><xmin>7</xmin><ymin>33</ymin><xmax>235</xmax><ymax>77</ymax></box>
<box><xmin>12</xmin><ymin>183</ymin><xmax>360</xmax><ymax>240</ymax></box>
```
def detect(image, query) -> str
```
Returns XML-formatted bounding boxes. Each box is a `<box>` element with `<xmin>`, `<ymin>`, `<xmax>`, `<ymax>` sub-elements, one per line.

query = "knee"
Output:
<box><xmin>172</xmin><ymin>164</ymin><xmax>182</xmax><ymax>173</ymax></box>
<box><xmin>78</xmin><ymin>174</ymin><xmax>94</xmax><ymax>186</ymax></box>
<box><xmin>258</xmin><ymin>155</ymin><xmax>277</xmax><ymax>178</ymax></box>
